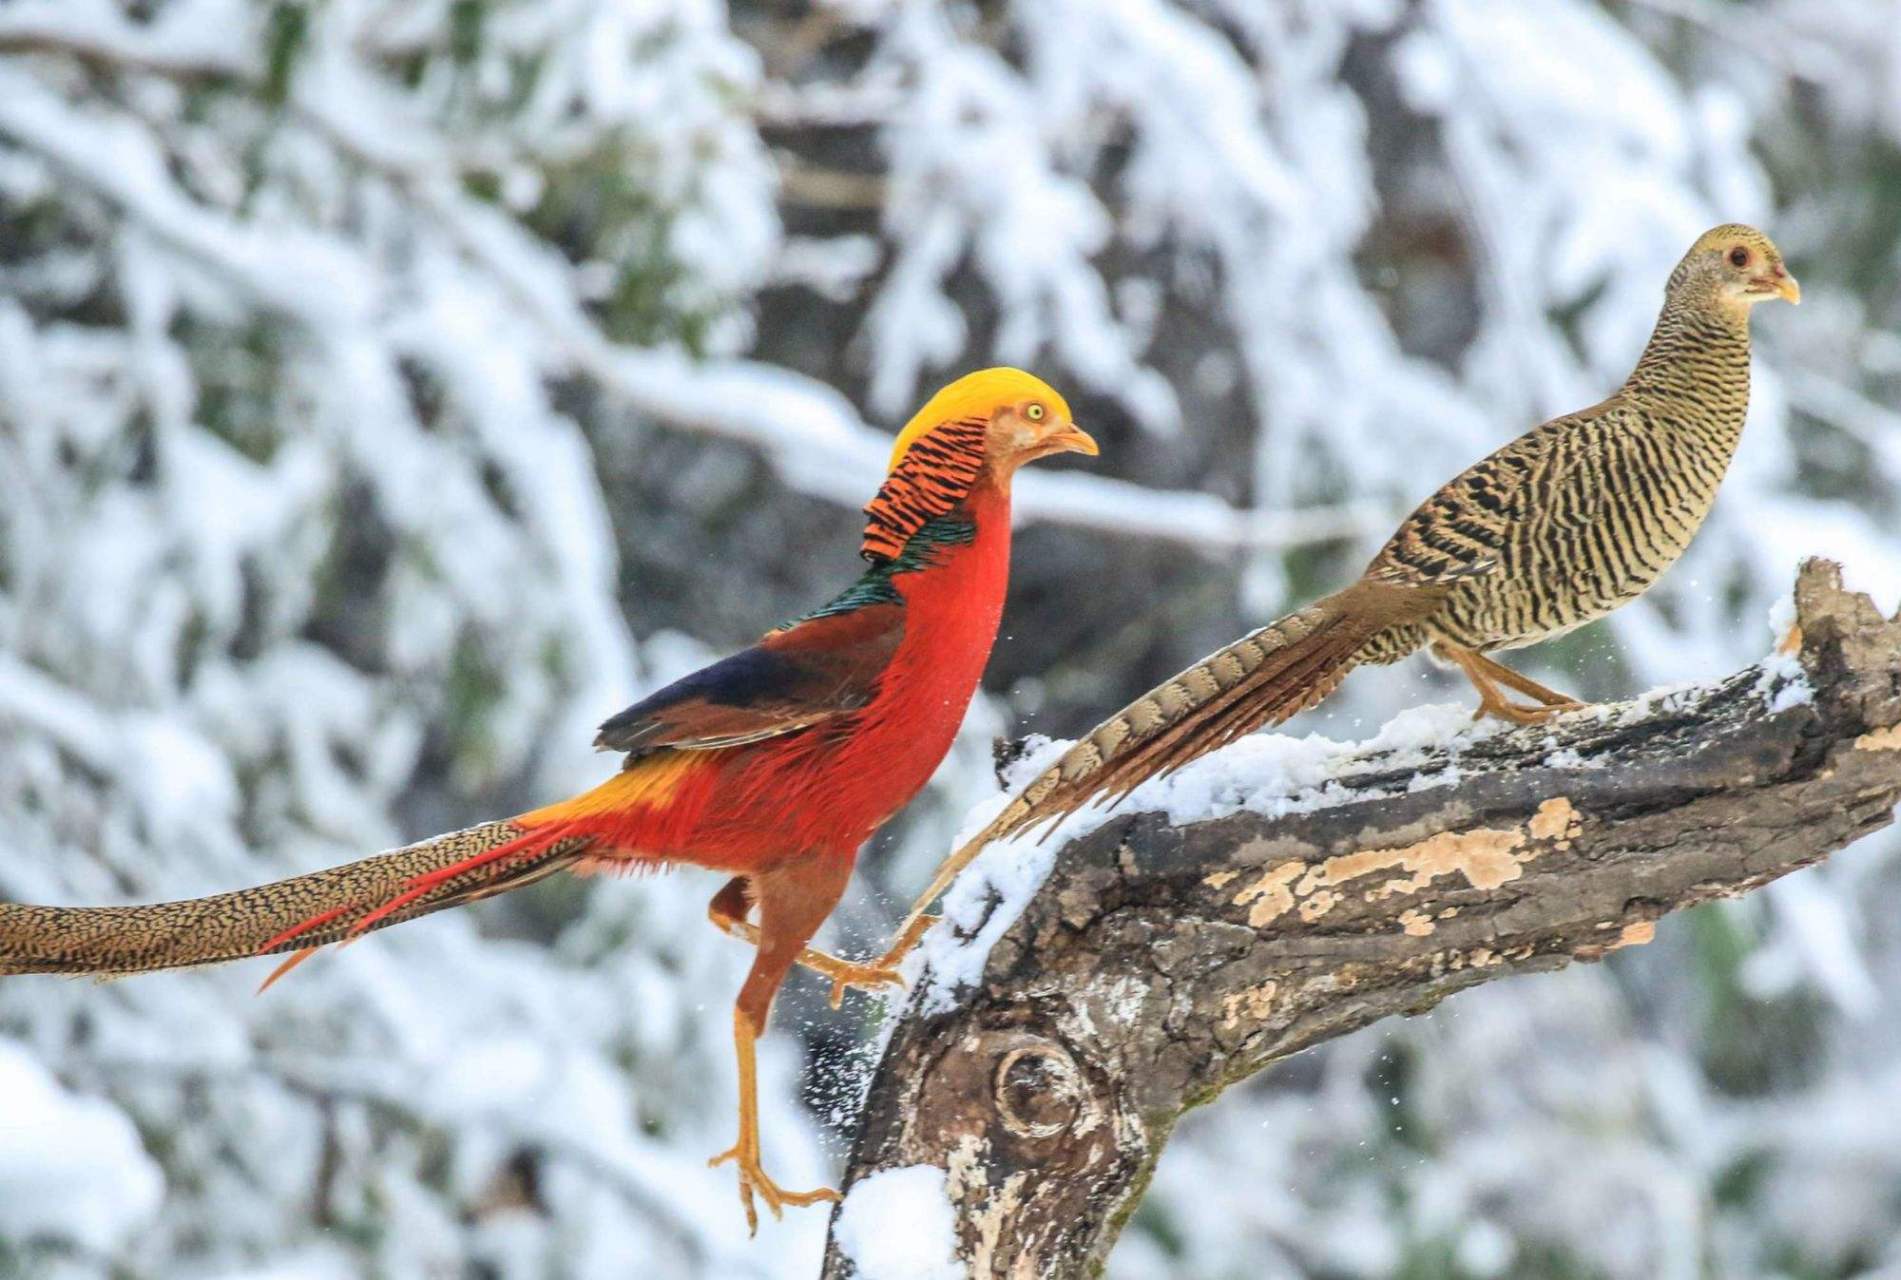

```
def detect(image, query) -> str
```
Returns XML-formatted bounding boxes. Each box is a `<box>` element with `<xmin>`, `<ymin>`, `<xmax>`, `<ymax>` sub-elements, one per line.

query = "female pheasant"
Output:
<box><xmin>0</xmin><ymin>367</ymin><xmax>1096</xmax><ymax>1231</ymax></box>
<box><xmin>877</xmin><ymin>224</ymin><xmax>1799</xmax><ymax>966</ymax></box>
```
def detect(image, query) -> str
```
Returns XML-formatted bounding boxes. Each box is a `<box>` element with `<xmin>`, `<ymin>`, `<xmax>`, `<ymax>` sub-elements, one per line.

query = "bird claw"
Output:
<box><xmin>708</xmin><ymin>1143</ymin><xmax>839</xmax><ymax>1235</ymax></box>
<box><xmin>824</xmin><ymin>960</ymin><xmax>908</xmax><ymax>1010</ymax></box>
<box><xmin>1473</xmin><ymin>697</ymin><xmax>1587</xmax><ymax>726</ymax></box>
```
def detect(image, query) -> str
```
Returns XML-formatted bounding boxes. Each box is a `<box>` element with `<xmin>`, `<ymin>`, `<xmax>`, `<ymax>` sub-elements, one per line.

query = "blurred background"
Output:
<box><xmin>3</xmin><ymin>0</ymin><xmax>1901</xmax><ymax>1276</ymax></box>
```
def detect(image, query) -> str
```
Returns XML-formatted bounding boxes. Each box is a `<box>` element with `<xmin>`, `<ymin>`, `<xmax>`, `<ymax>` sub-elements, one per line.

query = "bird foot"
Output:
<box><xmin>1472</xmin><ymin>697</ymin><xmax>1588</xmax><ymax>726</ymax></box>
<box><xmin>812</xmin><ymin>913</ymin><xmax>944</xmax><ymax>1008</ymax></box>
<box><xmin>708</xmin><ymin>1144</ymin><xmax>839</xmax><ymax>1235</ymax></box>
<box><xmin>820</xmin><ymin>959</ymin><xmax>907</xmax><ymax>1010</ymax></box>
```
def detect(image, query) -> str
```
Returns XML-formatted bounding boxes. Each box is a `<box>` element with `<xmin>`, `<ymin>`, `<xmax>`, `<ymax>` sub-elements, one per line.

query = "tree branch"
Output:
<box><xmin>823</xmin><ymin>559</ymin><xmax>1901</xmax><ymax>1278</ymax></box>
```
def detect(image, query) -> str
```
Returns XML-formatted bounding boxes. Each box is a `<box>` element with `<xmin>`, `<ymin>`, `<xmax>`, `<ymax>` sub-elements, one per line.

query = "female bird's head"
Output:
<box><xmin>1669</xmin><ymin>224</ymin><xmax>1800</xmax><ymax>315</ymax></box>
<box><xmin>862</xmin><ymin>368</ymin><xmax>1096</xmax><ymax>561</ymax></box>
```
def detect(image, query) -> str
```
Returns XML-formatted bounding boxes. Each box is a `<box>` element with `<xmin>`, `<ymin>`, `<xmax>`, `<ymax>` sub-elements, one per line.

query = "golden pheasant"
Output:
<box><xmin>880</xmin><ymin>224</ymin><xmax>1798</xmax><ymax>962</ymax></box>
<box><xmin>0</xmin><ymin>367</ymin><xmax>1097</xmax><ymax>1232</ymax></box>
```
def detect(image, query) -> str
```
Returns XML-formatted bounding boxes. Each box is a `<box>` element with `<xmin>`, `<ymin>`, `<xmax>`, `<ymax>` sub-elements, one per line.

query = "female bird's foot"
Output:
<box><xmin>1444</xmin><ymin>645</ymin><xmax>1588</xmax><ymax>726</ymax></box>
<box><xmin>1471</xmin><ymin>694</ymin><xmax>1587</xmax><ymax>725</ymax></box>
<box><xmin>708</xmin><ymin>1143</ymin><xmax>840</xmax><ymax>1235</ymax></box>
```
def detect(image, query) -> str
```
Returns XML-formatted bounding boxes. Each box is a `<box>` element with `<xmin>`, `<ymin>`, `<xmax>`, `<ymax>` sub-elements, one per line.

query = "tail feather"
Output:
<box><xmin>1075</xmin><ymin>604</ymin><xmax>1374</xmax><ymax>807</ymax></box>
<box><xmin>0</xmin><ymin>820</ymin><xmax>587</xmax><ymax>979</ymax></box>
<box><xmin>897</xmin><ymin>578</ymin><xmax>1440</xmax><ymax>926</ymax></box>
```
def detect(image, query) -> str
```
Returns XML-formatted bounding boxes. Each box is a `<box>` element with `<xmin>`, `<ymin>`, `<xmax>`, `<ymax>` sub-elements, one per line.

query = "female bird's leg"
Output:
<box><xmin>1441</xmin><ymin>645</ymin><xmax>1583</xmax><ymax>724</ymax></box>
<box><xmin>706</xmin><ymin>877</ymin><xmax>906</xmax><ymax>1009</ymax></box>
<box><xmin>708</xmin><ymin>859</ymin><xmax>851</xmax><ymax>1233</ymax></box>
<box><xmin>1466</xmin><ymin>650</ymin><xmax>1587</xmax><ymax>711</ymax></box>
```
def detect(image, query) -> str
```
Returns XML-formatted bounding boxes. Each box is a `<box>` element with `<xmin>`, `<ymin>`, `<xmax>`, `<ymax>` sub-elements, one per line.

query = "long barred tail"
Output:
<box><xmin>895</xmin><ymin>578</ymin><xmax>1438</xmax><ymax>930</ymax></box>
<box><xmin>0</xmin><ymin>821</ymin><xmax>586</xmax><ymax>980</ymax></box>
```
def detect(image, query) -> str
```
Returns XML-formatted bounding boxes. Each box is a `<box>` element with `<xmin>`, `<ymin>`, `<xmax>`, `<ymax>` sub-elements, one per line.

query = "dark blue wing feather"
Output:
<box><xmin>594</xmin><ymin>603</ymin><xmax>904</xmax><ymax>756</ymax></box>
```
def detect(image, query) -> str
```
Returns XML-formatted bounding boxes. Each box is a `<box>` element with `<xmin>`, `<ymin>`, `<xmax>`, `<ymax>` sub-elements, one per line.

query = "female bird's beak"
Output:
<box><xmin>1049</xmin><ymin>424</ymin><xmax>1100</xmax><ymax>456</ymax></box>
<box><xmin>1756</xmin><ymin>264</ymin><xmax>1800</xmax><ymax>304</ymax></box>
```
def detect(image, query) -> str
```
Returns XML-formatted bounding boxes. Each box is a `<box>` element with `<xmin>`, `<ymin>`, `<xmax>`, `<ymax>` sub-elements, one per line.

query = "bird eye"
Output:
<box><xmin>1026</xmin><ymin>403</ymin><xmax>1046</xmax><ymax>421</ymax></box>
<box><xmin>1728</xmin><ymin>246</ymin><xmax>1749</xmax><ymax>268</ymax></box>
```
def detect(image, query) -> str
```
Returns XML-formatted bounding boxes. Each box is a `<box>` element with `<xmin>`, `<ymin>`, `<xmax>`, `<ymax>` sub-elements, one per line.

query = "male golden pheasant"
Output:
<box><xmin>880</xmin><ymin>224</ymin><xmax>1799</xmax><ymax>960</ymax></box>
<box><xmin>0</xmin><ymin>367</ymin><xmax>1096</xmax><ymax>1230</ymax></box>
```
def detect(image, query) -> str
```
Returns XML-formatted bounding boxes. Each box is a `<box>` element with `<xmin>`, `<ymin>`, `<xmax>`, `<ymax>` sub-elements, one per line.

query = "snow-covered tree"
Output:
<box><xmin>2</xmin><ymin>0</ymin><xmax>1899</xmax><ymax>1276</ymax></box>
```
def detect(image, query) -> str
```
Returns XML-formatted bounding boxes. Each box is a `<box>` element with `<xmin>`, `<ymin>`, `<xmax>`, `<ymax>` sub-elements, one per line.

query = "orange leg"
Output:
<box><xmin>1466</xmin><ymin>650</ymin><xmax>1586</xmax><ymax>709</ymax></box>
<box><xmin>707</xmin><ymin>859</ymin><xmax>851</xmax><ymax>1233</ymax></box>
<box><xmin>707</xmin><ymin>878</ymin><xmax>907</xmax><ymax>1009</ymax></box>
<box><xmin>1441</xmin><ymin>645</ymin><xmax>1586</xmax><ymax>725</ymax></box>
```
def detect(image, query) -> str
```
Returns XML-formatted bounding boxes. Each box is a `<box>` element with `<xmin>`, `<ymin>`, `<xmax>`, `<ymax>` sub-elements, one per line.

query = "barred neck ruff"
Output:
<box><xmin>1623</xmin><ymin>294</ymin><xmax>1752</xmax><ymax>446</ymax></box>
<box><xmin>861</xmin><ymin>417</ymin><xmax>988</xmax><ymax>562</ymax></box>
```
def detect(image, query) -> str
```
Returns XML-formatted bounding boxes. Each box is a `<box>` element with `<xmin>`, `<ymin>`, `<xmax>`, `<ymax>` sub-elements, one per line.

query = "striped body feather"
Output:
<box><xmin>894</xmin><ymin>230</ymin><xmax>1775</xmax><ymax>923</ymax></box>
<box><xmin>1362</xmin><ymin>285</ymin><xmax>1751</xmax><ymax>661</ymax></box>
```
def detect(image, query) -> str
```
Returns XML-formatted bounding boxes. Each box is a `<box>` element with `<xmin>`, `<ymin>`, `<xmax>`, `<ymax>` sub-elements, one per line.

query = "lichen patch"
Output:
<box><xmin>1528</xmin><ymin>797</ymin><xmax>1581</xmax><ymax>846</ymax></box>
<box><xmin>1203</xmin><ymin>868</ymin><xmax>1240</xmax><ymax>890</ymax></box>
<box><xmin>1299</xmin><ymin>889</ymin><xmax>1340</xmax><ymax>922</ymax></box>
<box><xmin>1856</xmin><ymin>725</ymin><xmax>1901</xmax><ymax>752</ymax></box>
<box><xmin>1233</xmin><ymin>861</ymin><xmax>1304</xmax><ymax>927</ymax></box>
<box><xmin>1232</xmin><ymin>799</ymin><xmax>1585</xmax><ymax>935</ymax></box>
<box><xmin>1220</xmin><ymin>980</ymin><xmax>1280</xmax><ymax>1028</ymax></box>
<box><xmin>1300</xmin><ymin>825</ymin><xmax>1532</xmax><ymax>902</ymax></box>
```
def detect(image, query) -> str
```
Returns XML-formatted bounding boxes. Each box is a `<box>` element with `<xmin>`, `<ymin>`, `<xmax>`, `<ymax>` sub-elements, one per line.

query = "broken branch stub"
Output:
<box><xmin>822</xmin><ymin>559</ymin><xmax>1901</xmax><ymax>1279</ymax></box>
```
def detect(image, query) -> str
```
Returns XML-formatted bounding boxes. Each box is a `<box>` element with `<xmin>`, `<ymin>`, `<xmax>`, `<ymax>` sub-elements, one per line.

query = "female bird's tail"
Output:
<box><xmin>892</xmin><ymin>577</ymin><xmax>1444</xmax><ymax>936</ymax></box>
<box><xmin>0</xmin><ymin>820</ymin><xmax>585</xmax><ymax>982</ymax></box>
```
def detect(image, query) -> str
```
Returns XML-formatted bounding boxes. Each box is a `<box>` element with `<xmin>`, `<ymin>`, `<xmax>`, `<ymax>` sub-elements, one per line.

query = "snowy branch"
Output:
<box><xmin>824</xmin><ymin>560</ymin><xmax>1901</xmax><ymax>1278</ymax></box>
<box><xmin>0</xmin><ymin>9</ymin><xmax>1376</xmax><ymax>559</ymax></box>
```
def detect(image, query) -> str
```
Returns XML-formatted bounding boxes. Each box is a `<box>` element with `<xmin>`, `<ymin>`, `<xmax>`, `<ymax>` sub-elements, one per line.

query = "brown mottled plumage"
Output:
<box><xmin>882</xmin><ymin>224</ymin><xmax>1799</xmax><ymax>960</ymax></box>
<box><xmin>0</xmin><ymin>821</ymin><xmax>575</xmax><ymax>977</ymax></box>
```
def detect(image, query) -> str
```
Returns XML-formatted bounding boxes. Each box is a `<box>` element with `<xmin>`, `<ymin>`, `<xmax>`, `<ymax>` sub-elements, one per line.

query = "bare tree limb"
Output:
<box><xmin>823</xmin><ymin>559</ymin><xmax>1901</xmax><ymax>1278</ymax></box>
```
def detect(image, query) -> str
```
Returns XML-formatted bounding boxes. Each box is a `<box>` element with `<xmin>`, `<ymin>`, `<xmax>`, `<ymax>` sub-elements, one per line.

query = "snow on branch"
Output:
<box><xmin>824</xmin><ymin>560</ymin><xmax>1901</xmax><ymax>1278</ymax></box>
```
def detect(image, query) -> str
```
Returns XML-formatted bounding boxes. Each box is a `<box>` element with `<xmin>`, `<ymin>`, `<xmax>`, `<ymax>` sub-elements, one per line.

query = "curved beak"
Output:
<box><xmin>1048</xmin><ymin>423</ymin><xmax>1099</xmax><ymax>457</ymax></box>
<box><xmin>1757</xmin><ymin>265</ymin><xmax>1800</xmax><ymax>305</ymax></box>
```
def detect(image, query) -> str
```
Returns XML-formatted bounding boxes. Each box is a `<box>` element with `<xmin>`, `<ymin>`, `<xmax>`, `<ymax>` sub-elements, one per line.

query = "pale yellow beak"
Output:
<box><xmin>1048</xmin><ymin>423</ymin><xmax>1099</xmax><ymax>457</ymax></box>
<box><xmin>1758</xmin><ymin>266</ymin><xmax>1800</xmax><ymax>305</ymax></box>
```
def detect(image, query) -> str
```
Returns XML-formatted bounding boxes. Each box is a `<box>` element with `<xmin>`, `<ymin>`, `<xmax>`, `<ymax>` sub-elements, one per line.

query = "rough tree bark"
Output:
<box><xmin>821</xmin><ymin>560</ymin><xmax>1901</xmax><ymax>1279</ymax></box>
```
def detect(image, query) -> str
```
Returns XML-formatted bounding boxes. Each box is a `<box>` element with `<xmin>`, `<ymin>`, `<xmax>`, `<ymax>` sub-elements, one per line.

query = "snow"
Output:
<box><xmin>913</xmin><ymin>704</ymin><xmax>1503</xmax><ymax>1012</ymax></box>
<box><xmin>1</xmin><ymin>0</ymin><xmax>1899</xmax><ymax>1276</ymax></box>
<box><xmin>1057</xmin><ymin>701</ymin><xmax>1497</xmax><ymax>844</ymax></box>
<box><xmin>911</xmin><ymin>831</ymin><xmax>1061</xmax><ymax>1017</ymax></box>
<box><xmin>1757</xmin><ymin>594</ymin><xmax>1815</xmax><ymax>712</ymax></box>
<box><xmin>0</xmin><ymin>1043</ymin><xmax>163</xmax><ymax>1251</ymax></box>
<box><xmin>833</xmin><ymin>1166</ymin><xmax>964</xmax><ymax>1280</ymax></box>
<box><xmin>1756</xmin><ymin>651</ymin><xmax>1814</xmax><ymax>713</ymax></box>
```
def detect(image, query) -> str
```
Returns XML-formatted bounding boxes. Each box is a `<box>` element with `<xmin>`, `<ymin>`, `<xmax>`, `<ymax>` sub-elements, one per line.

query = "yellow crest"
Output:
<box><xmin>886</xmin><ymin>368</ymin><xmax>1071</xmax><ymax>471</ymax></box>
